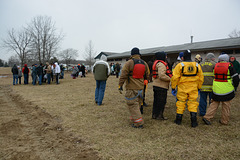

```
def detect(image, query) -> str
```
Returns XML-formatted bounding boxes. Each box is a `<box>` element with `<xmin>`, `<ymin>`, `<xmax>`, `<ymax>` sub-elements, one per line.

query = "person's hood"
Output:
<box><xmin>205</xmin><ymin>53</ymin><xmax>215</xmax><ymax>60</ymax></box>
<box><xmin>100</xmin><ymin>55</ymin><xmax>107</xmax><ymax>61</ymax></box>
<box><xmin>24</xmin><ymin>64</ymin><xmax>27</xmax><ymax>67</ymax></box>
<box><xmin>218</xmin><ymin>54</ymin><xmax>229</xmax><ymax>62</ymax></box>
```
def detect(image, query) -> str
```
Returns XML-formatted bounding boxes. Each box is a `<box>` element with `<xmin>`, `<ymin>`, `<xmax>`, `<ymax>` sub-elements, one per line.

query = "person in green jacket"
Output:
<box><xmin>93</xmin><ymin>55</ymin><xmax>110</xmax><ymax>106</ymax></box>
<box><xmin>230</xmin><ymin>56</ymin><xmax>240</xmax><ymax>91</ymax></box>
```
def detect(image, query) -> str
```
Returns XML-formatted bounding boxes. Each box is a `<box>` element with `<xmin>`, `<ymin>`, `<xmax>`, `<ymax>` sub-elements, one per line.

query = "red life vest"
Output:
<box><xmin>152</xmin><ymin>60</ymin><xmax>172</xmax><ymax>78</ymax></box>
<box><xmin>214</xmin><ymin>62</ymin><xmax>231</xmax><ymax>82</ymax></box>
<box><xmin>131</xmin><ymin>59</ymin><xmax>146</xmax><ymax>79</ymax></box>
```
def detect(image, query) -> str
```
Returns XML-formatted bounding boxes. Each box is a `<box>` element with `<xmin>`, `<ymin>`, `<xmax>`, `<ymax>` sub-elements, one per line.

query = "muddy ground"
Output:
<box><xmin>0</xmin><ymin>85</ymin><xmax>99</xmax><ymax>160</ymax></box>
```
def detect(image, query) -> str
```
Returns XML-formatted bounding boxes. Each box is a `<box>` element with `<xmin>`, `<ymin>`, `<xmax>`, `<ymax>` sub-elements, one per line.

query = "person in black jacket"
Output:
<box><xmin>80</xmin><ymin>64</ymin><xmax>86</xmax><ymax>77</ymax></box>
<box><xmin>37</xmin><ymin>63</ymin><xmax>44</xmax><ymax>85</ymax></box>
<box><xmin>11</xmin><ymin>64</ymin><xmax>18</xmax><ymax>85</ymax></box>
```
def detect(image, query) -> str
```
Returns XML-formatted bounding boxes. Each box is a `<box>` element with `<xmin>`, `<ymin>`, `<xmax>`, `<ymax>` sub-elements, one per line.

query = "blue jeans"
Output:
<box><xmin>47</xmin><ymin>73</ymin><xmax>51</xmax><ymax>84</ymax></box>
<box><xmin>32</xmin><ymin>74</ymin><xmax>37</xmax><ymax>85</ymax></box>
<box><xmin>95</xmin><ymin>80</ymin><xmax>106</xmax><ymax>105</ymax></box>
<box><xmin>199</xmin><ymin>91</ymin><xmax>212</xmax><ymax>116</ymax></box>
<box><xmin>24</xmin><ymin>74</ymin><xmax>28</xmax><ymax>84</ymax></box>
<box><xmin>61</xmin><ymin>71</ymin><xmax>64</xmax><ymax>79</ymax></box>
<box><xmin>56</xmin><ymin>73</ymin><xmax>59</xmax><ymax>84</ymax></box>
<box><xmin>38</xmin><ymin>74</ymin><xmax>42</xmax><ymax>85</ymax></box>
<box><xmin>13</xmin><ymin>74</ymin><xmax>18</xmax><ymax>85</ymax></box>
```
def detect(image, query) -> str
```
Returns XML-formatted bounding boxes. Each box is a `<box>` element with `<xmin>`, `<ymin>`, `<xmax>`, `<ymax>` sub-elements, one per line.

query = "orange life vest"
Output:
<box><xmin>214</xmin><ymin>62</ymin><xmax>231</xmax><ymax>82</ymax></box>
<box><xmin>152</xmin><ymin>60</ymin><xmax>172</xmax><ymax>78</ymax></box>
<box><xmin>130</xmin><ymin>59</ymin><xmax>146</xmax><ymax>79</ymax></box>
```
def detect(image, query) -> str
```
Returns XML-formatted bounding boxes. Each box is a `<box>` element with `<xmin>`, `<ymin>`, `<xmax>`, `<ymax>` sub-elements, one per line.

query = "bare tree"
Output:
<box><xmin>58</xmin><ymin>48</ymin><xmax>78</xmax><ymax>71</ymax></box>
<box><xmin>27</xmin><ymin>16</ymin><xmax>63</xmax><ymax>64</ymax></box>
<box><xmin>8</xmin><ymin>55</ymin><xmax>20</xmax><ymax>67</ymax></box>
<box><xmin>228</xmin><ymin>29</ymin><xmax>240</xmax><ymax>38</ymax></box>
<box><xmin>2</xmin><ymin>28</ymin><xmax>31</xmax><ymax>67</ymax></box>
<box><xmin>84</xmin><ymin>40</ymin><xmax>96</xmax><ymax>71</ymax></box>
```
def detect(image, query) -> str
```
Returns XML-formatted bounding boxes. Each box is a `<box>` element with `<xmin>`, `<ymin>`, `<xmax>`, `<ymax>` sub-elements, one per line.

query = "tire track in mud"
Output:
<box><xmin>0</xmin><ymin>85</ymin><xmax>99</xmax><ymax>160</ymax></box>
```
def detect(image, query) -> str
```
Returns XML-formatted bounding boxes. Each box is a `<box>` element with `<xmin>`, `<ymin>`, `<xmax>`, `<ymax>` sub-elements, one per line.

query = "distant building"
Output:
<box><xmin>98</xmin><ymin>37</ymin><xmax>240</xmax><ymax>67</ymax></box>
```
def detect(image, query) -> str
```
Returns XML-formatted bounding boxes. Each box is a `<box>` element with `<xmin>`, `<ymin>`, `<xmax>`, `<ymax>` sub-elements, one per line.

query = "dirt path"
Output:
<box><xmin>0</xmin><ymin>85</ymin><xmax>99</xmax><ymax>160</ymax></box>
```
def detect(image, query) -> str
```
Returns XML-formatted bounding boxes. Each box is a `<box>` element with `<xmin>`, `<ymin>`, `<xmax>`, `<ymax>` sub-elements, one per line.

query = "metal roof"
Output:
<box><xmin>107</xmin><ymin>37</ymin><xmax>240</xmax><ymax>59</ymax></box>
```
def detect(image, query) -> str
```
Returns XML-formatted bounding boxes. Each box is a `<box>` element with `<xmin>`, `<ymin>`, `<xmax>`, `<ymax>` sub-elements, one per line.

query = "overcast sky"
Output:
<box><xmin>0</xmin><ymin>0</ymin><xmax>240</xmax><ymax>61</ymax></box>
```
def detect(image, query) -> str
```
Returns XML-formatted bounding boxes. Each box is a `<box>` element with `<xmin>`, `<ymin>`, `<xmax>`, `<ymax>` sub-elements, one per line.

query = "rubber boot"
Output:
<box><xmin>174</xmin><ymin>114</ymin><xmax>182</xmax><ymax>125</ymax></box>
<box><xmin>190</xmin><ymin>112</ymin><xmax>198</xmax><ymax>128</ymax></box>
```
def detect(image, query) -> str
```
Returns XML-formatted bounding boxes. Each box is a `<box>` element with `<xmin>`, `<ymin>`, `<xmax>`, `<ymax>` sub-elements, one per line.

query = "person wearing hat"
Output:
<box><xmin>172</xmin><ymin>52</ymin><xmax>184</xmax><ymax>72</ymax></box>
<box><xmin>171</xmin><ymin>50</ymin><xmax>204</xmax><ymax>127</ymax></box>
<box><xmin>198</xmin><ymin>53</ymin><xmax>216</xmax><ymax>116</ymax></box>
<box><xmin>77</xmin><ymin>64</ymin><xmax>81</xmax><ymax>77</ymax></box>
<box><xmin>203</xmin><ymin>54</ymin><xmax>239</xmax><ymax>125</ymax></box>
<box><xmin>152</xmin><ymin>51</ymin><xmax>172</xmax><ymax>120</ymax></box>
<box><xmin>118</xmin><ymin>47</ymin><xmax>150</xmax><ymax>128</ymax></box>
<box><xmin>195</xmin><ymin>54</ymin><xmax>202</xmax><ymax>64</ymax></box>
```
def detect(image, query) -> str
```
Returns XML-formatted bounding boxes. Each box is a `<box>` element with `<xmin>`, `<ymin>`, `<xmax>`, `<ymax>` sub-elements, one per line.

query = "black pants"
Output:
<box><xmin>18</xmin><ymin>77</ymin><xmax>21</xmax><ymax>84</ymax></box>
<box><xmin>152</xmin><ymin>86</ymin><xmax>167</xmax><ymax>117</ymax></box>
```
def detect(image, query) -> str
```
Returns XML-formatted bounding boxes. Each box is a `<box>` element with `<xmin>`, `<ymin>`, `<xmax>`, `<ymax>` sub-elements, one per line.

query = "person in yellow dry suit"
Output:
<box><xmin>171</xmin><ymin>50</ymin><xmax>204</xmax><ymax>127</ymax></box>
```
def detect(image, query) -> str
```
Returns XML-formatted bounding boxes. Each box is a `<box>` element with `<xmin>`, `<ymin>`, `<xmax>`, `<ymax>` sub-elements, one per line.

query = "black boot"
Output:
<box><xmin>174</xmin><ymin>114</ymin><xmax>182</xmax><ymax>125</ymax></box>
<box><xmin>140</xmin><ymin>105</ymin><xmax>143</xmax><ymax>114</ymax></box>
<box><xmin>157</xmin><ymin>111</ymin><xmax>168</xmax><ymax>120</ymax></box>
<box><xmin>190</xmin><ymin>112</ymin><xmax>198</xmax><ymax>128</ymax></box>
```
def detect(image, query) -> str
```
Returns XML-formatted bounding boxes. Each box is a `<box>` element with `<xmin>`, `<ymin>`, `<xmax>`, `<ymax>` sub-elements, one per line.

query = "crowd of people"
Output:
<box><xmin>12</xmin><ymin>62</ymin><xmax>65</xmax><ymax>85</ymax></box>
<box><xmin>71</xmin><ymin>64</ymin><xmax>86</xmax><ymax>79</ymax></box>
<box><xmin>93</xmin><ymin>47</ymin><xmax>239</xmax><ymax>129</ymax></box>
<box><xmin>11</xmin><ymin>48</ymin><xmax>240</xmax><ymax>129</ymax></box>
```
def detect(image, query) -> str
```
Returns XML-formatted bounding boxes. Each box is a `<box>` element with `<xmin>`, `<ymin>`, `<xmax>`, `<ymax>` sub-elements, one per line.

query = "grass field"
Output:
<box><xmin>1</xmin><ymin>67</ymin><xmax>240</xmax><ymax>159</ymax></box>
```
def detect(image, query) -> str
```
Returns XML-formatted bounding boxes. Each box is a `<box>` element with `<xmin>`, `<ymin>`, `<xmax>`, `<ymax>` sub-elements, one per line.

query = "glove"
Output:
<box><xmin>118</xmin><ymin>85</ymin><xmax>123</xmax><ymax>94</ymax></box>
<box><xmin>144</xmin><ymin>80</ymin><xmax>148</xmax><ymax>85</ymax></box>
<box><xmin>171</xmin><ymin>89</ymin><xmax>177</xmax><ymax>96</ymax></box>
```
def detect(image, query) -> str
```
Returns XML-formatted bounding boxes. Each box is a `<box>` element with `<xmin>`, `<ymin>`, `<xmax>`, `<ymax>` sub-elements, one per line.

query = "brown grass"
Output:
<box><xmin>1</xmin><ymin>67</ymin><xmax>240</xmax><ymax>159</ymax></box>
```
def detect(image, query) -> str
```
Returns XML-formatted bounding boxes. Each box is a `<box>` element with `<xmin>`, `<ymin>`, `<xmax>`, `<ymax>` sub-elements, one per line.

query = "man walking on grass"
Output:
<box><xmin>93</xmin><ymin>55</ymin><xmax>110</xmax><ymax>106</ymax></box>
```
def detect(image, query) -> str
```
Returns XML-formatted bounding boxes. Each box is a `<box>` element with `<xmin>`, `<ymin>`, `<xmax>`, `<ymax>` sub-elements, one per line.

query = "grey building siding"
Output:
<box><xmin>106</xmin><ymin>37</ymin><xmax>240</xmax><ymax>67</ymax></box>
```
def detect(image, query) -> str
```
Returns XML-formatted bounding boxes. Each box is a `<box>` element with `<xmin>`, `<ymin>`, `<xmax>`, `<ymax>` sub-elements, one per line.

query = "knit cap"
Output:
<box><xmin>131</xmin><ymin>47</ymin><xmax>140</xmax><ymax>55</ymax></box>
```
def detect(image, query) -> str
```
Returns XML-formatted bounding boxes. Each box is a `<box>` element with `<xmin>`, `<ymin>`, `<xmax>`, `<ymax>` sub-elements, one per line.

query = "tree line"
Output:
<box><xmin>1</xmin><ymin>15</ymin><xmax>96</xmax><ymax>69</ymax></box>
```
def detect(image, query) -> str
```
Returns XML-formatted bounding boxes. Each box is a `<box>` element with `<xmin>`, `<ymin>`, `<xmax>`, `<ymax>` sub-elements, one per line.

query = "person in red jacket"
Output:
<box><xmin>22</xmin><ymin>64</ymin><xmax>30</xmax><ymax>84</ymax></box>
